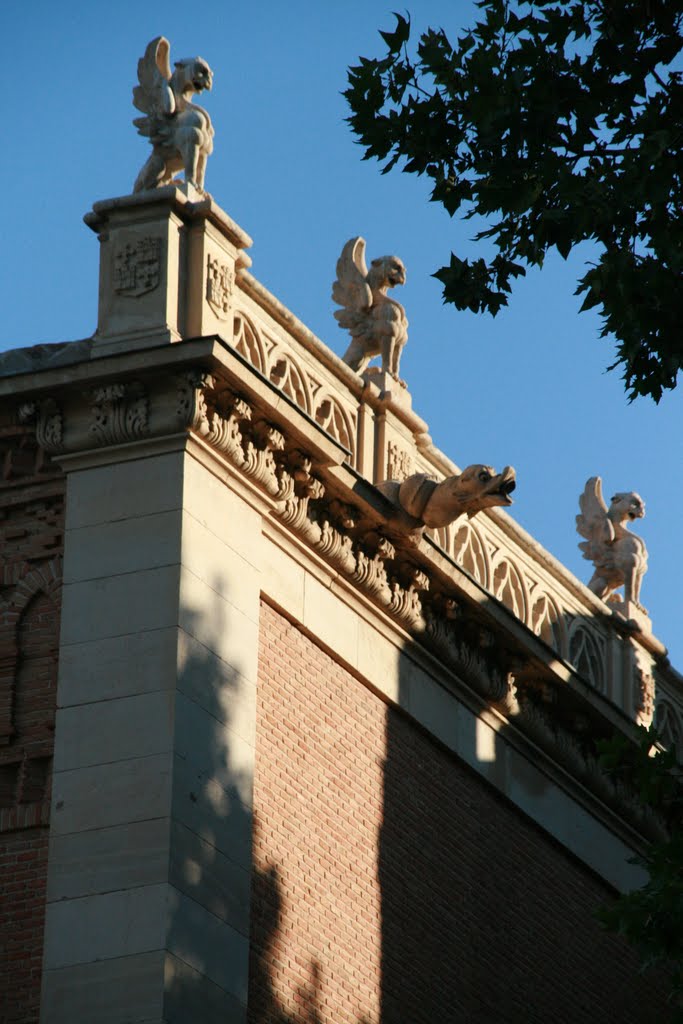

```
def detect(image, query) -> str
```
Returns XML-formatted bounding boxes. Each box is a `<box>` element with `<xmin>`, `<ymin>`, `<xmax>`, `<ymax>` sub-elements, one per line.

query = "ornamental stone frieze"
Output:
<box><xmin>8</xmin><ymin>334</ymin><xmax>681</xmax><ymax>803</ymax></box>
<box><xmin>4</xmin><ymin>170</ymin><xmax>681</xmax><ymax>831</ymax></box>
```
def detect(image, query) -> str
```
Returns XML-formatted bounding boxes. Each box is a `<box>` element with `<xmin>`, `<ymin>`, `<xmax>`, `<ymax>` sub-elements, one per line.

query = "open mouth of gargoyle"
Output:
<box><xmin>489</xmin><ymin>470</ymin><xmax>516</xmax><ymax>505</ymax></box>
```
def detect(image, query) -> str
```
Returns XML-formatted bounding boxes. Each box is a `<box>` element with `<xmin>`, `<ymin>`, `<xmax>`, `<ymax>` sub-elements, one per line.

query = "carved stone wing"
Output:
<box><xmin>332</xmin><ymin>237</ymin><xmax>374</xmax><ymax>338</ymax></box>
<box><xmin>132</xmin><ymin>36</ymin><xmax>175</xmax><ymax>141</ymax></box>
<box><xmin>576</xmin><ymin>476</ymin><xmax>615</xmax><ymax>563</ymax></box>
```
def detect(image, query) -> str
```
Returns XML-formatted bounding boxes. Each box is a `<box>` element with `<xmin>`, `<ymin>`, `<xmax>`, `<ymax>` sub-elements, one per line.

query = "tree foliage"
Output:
<box><xmin>344</xmin><ymin>1</ymin><xmax>683</xmax><ymax>401</ymax></box>
<box><xmin>597</xmin><ymin>726</ymin><xmax>683</xmax><ymax>1018</ymax></box>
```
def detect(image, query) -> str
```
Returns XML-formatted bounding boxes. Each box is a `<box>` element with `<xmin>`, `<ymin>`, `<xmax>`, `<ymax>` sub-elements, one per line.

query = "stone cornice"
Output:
<box><xmin>6</xmin><ymin>337</ymin><xmax>679</xmax><ymax>845</ymax></box>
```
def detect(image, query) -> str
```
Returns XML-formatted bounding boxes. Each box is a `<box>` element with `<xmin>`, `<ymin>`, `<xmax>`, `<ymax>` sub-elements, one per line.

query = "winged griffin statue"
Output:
<box><xmin>132</xmin><ymin>37</ymin><xmax>214</xmax><ymax>193</ymax></box>
<box><xmin>576</xmin><ymin>477</ymin><xmax>648</xmax><ymax>609</ymax></box>
<box><xmin>332</xmin><ymin>237</ymin><xmax>408</xmax><ymax>384</ymax></box>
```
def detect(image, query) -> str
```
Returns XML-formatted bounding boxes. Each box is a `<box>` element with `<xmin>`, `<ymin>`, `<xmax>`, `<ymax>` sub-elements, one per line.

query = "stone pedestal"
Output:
<box><xmin>85</xmin><ymin>188</ymin><xmax>252</xmax><ymax>358</ymax></box>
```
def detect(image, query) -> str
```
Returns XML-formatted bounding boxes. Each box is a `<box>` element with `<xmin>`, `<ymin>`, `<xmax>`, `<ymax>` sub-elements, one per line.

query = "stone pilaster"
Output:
<box><xmin>39</xmin><ymin>377</ymin><xmax>261</xmax><ymax>1022</ymax></box>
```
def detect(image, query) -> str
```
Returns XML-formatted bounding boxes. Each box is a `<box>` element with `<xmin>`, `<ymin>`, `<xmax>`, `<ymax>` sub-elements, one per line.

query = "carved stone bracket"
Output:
<box><xmin>90</xmin><ymin>382</ymin><xmax>148</xmax><ymax>446</ymax></box>
<box><xmin>243</xmin><ymin>422</ymin><xmax>286</xmax><ymax>497</ymax></box>
<box><xmin>203</xmin><ymin>389</ymin><xmax>251</xmax><ymax>465</ymax></box>
<box><xmin>18</xmin><ymin>399</ymin><xmax>63</xmax><ymax>454</ymax></box>
<box><xmin>389</xmin><ymin>565</ymin><xmax>429</xmax><ymax>633</ymax></box>
<box><xmin>274</xmin><ymin>451</ymin><xmax>325</xmax><ymax>542</ymax></box>
<box><xmin>352</xmin><ymin>535</ymin><xmax>394</xmax><ymax>605</ymax></box>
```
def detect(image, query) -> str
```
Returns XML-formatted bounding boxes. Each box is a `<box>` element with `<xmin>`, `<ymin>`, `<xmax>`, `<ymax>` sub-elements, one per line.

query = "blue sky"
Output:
<box><xmin>3</xmin><ymin>1</ymin><xmax>681</xmax><ymax>669</ymax></box>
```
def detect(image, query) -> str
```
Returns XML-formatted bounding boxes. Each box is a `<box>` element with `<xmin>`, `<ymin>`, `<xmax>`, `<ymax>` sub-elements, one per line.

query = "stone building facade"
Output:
<box><xmin>0</xmin><ymin>186</ymin><xmax>681</xmax><ymax>1023</ymax></box>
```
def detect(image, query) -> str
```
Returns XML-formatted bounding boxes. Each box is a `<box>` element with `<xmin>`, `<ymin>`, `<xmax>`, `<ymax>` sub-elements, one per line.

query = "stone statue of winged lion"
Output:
<box><xmin>576</xmin><ymin>476</ymin><xmax>648</xmax><ymax>609</ymax></box>
<box><xmin>132</xmin><ymin>36</ymin><xmax>214</xmax><ymax>193</ymax></box>
<box><xmin>332</xmin><ymin>237</ymin><xmax>408</xmax><ymax>385</ymax></box>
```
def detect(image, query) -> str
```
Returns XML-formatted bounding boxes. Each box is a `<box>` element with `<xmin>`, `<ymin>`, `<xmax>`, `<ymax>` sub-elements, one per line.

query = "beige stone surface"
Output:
<box><xmin>577</xmin><ymin>475</ymin><xmax>649</xmax><ymax>611</ymax></box>
<box><xmin>41</xmin><ymin>951</ymin><xmax>165</xmax><ymax>1024</ymax></box>
<box><xmin>53</xmin><ymin>692</ymin><xmax>175</xmax><ymax>771</ymax></box>
<box><xmin>47</xmin><ymin>819</ymin><xmax>170</xmax><ymax>902</ymax></box>
<box><xmin>333</xmin><ymin>236</ymin><xmax>408</xmax><ymax>383</ymax></box>
<box><xmin>64</xmin><ymin>452</ymin><xmax>184</xmax><ymax>530</ymax></box>
<box><xmin>63</xmin><ymin>510</ymin><xmax>182</xmax><ymax>583</ymax></box>
<box><xmin>60</xmin><ymin>566</ymin><xmax>182</xmax><ymax>645</ymax></box>
<box><xmin>43</xmin><ymin>883</ymin><xmax>169</xmax><ymax>969</ymax></box>
<box><xmin>57</xmin><ymin>629</ymin><xmax>179</xmax><ymax>707</ymax></box>
<box><xmin>50</xmin><ymin>753</ymin><xmax>173</xmax><ymax>836</ymax></box>
<box><xmin>133</xmin><ymin>37</ymin><xmax>214</xmax><ymax>193</ymax></box>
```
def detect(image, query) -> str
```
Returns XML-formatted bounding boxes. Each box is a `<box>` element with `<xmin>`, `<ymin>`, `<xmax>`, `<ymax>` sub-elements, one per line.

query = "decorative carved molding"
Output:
<box><xmin>630</xmin><ymin>645</ymin><xmax>656</xmax><ymax>728</ymax></box>
<box><xmin>269</xmin><ymin>351</ymin><xmax>312</xmax><ymax>413</ymax></box>
<box><xmin>316</xmin><ymin>519</ymin><xmax>357</xmax><ymax>574</ymax></box>
<box><xmin>314</xmin><ymin>395</ymin><xmax>356</xmax><ymax>464</ymax></box>
<box><xmin>90</xmin><ymin>382</ymin><xmax>148</xmax><ymax>446</ymax></box>
<box><xmin>274</xmin><ymin>452</ymin><xmax>325</xmax><ymax>541</ymax></box>
<box><xmin>14</xmin><ymin>354</ymin><xmax>680</xmax><ymax>814</ymax></box>
<box><xmin>389</xmin><ymin>566</ymin><xmax>429</xmax><ymax>632</ymax></box>
<box><xmin>352</xmin><ymin>536</ymin><xmax>394</xmax><ymax>604</ymax></box>
<box><xmin>243</xmin><ymin>422</ymin><xmax>286</xmax><ymax>496</ymax></box>
<box><xmin>233</xmin><ymin>312</ymin><xmax>266</xmax><ymax>372</ymax></box>
<box><xmin>18</xmin><ymin>399</ymin><xmax>63</xmax><ymax>454</ymax></box>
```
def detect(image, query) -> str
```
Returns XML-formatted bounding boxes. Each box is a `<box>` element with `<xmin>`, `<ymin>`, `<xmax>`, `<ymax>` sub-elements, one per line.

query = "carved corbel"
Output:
<box><xmin>274</xmin><ymin>451</ymin><xmax>326</xmax><ymax>542</ymax></box>
<box><xmin>18</xmin><ymin>399</ymin><xmax>63</xmax><ymax>454</ymax></box>
<box><xmin>424</xmin><ymin>592</ymin><xmax>461</xmax><ymax>661</ymax></box>
<box><xmin>243</xmin><ymin>421</ymin><xmax>286</xmax><ymax>496</ymax></box>
<box><xmin>352</xmin><ymin>534</ymin><xmax>394</xmax><ymax>604</ymax></box>
<box><xmin>389</xmin><ymin>567</ymin><xmax>429</xmax><ymax>633</ymax></box>
<box><xmin>89</xmin><ymin>382</ymin><xmax>148</xmax><ymax>446</ymax></box>
<box><xmin>202</xmin><ymin>388</ymin><xmax>251</xmax><ymax>466</ymax></box>
<box><xmin>176</xmin><ymin>371</ymin><xmax>215</xmax><ymax>432</ymax></box>
<box><xmin>630</xmin><ymin>644</ymin><xmax>656</xmax><ymax>728</ymax></box>
<box><xmin>315</xmin><ymin>500</ymin><xmax>357</xmax><ymax>575</ymax></box>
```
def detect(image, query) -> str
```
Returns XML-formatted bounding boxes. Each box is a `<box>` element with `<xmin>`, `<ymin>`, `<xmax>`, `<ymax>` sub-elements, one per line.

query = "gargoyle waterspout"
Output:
<box><xmin>379</xmin><ymin>464</ymin><xmax>516</xmax><ymax>536</ymax></box>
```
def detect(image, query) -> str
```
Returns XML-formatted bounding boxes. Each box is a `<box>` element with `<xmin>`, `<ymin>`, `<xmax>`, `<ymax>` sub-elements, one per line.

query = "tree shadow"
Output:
<box><xmin>163</xmin><ymin>574</ymin><xmax>255</xmax><ymax>1022</ymax></box>
<box><xmin>173</xmin><ymin>565</ymin><xmax>673</xmax><ymax>1023</ymax></box>
<box><xmin>377</xmin><ymin>592</ymin><xmax>675</xmax><ymax>1023</ymax></box>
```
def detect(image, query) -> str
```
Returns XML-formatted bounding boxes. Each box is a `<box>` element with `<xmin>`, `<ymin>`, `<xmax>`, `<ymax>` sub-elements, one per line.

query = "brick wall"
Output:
<box><xmin>0</xmin><ymin>419</ymin><xmax>63</xmax><ymax>1024</ymax></box>
<box><xmin>250</xmin><ymin>600</ymin><xmax>670</xmax><ymax>1024</ymax></box>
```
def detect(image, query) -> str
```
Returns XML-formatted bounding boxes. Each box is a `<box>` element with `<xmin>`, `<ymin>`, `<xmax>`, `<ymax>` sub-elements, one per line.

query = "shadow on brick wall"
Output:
<box><xmin>248</xmin><ymin>853</ymin><xmax>372</xmax><ymax>1024</ymax></box>
<box><xmin>377</xmin><ymin>597</ymin><xmax>672</xmax><ymax>1024</ymax></box>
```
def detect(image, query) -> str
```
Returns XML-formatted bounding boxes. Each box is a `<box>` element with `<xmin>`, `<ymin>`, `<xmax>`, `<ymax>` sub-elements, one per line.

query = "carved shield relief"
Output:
<box><xmin>113</xmin><ymin>237</ymin><xmax>162</xmax><ymax>297</ymax></box>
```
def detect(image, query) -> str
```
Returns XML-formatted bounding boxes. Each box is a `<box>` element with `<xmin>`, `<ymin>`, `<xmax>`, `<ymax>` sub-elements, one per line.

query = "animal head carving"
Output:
<box><xmin>416</xmin><ymin>464</ymin><xmax>516</xmax><ymax>528</ymax></box>
<box><xmin>367</xmin><ymin>255</ymin><xmax>407</xmax><ymax>291</ymax></box>
<box><xmin>173</xmin><ymin>56</ymin><xmax>213</xmax><ymax>95</ymax></box>
<box><xmin>609</xmin><ymin>491</ymin><xmax>645</xmax><ymax>522</ymax></box>
<box><xmin>379</xmin><ymin>464</ymin><xmax>516</xmax><ymax>534</ymax></box>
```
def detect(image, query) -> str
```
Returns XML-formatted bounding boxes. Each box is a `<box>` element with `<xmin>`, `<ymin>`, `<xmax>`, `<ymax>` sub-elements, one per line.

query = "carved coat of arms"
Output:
<box><xmin>206</xmin><ymin>255</ymin><xmax>233</xmax><ymax>318</ymax></box>
<box><xmin>114</xmin><ymin>237</ymin><xmax>162</xmax><ymax>297</ymax></box>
